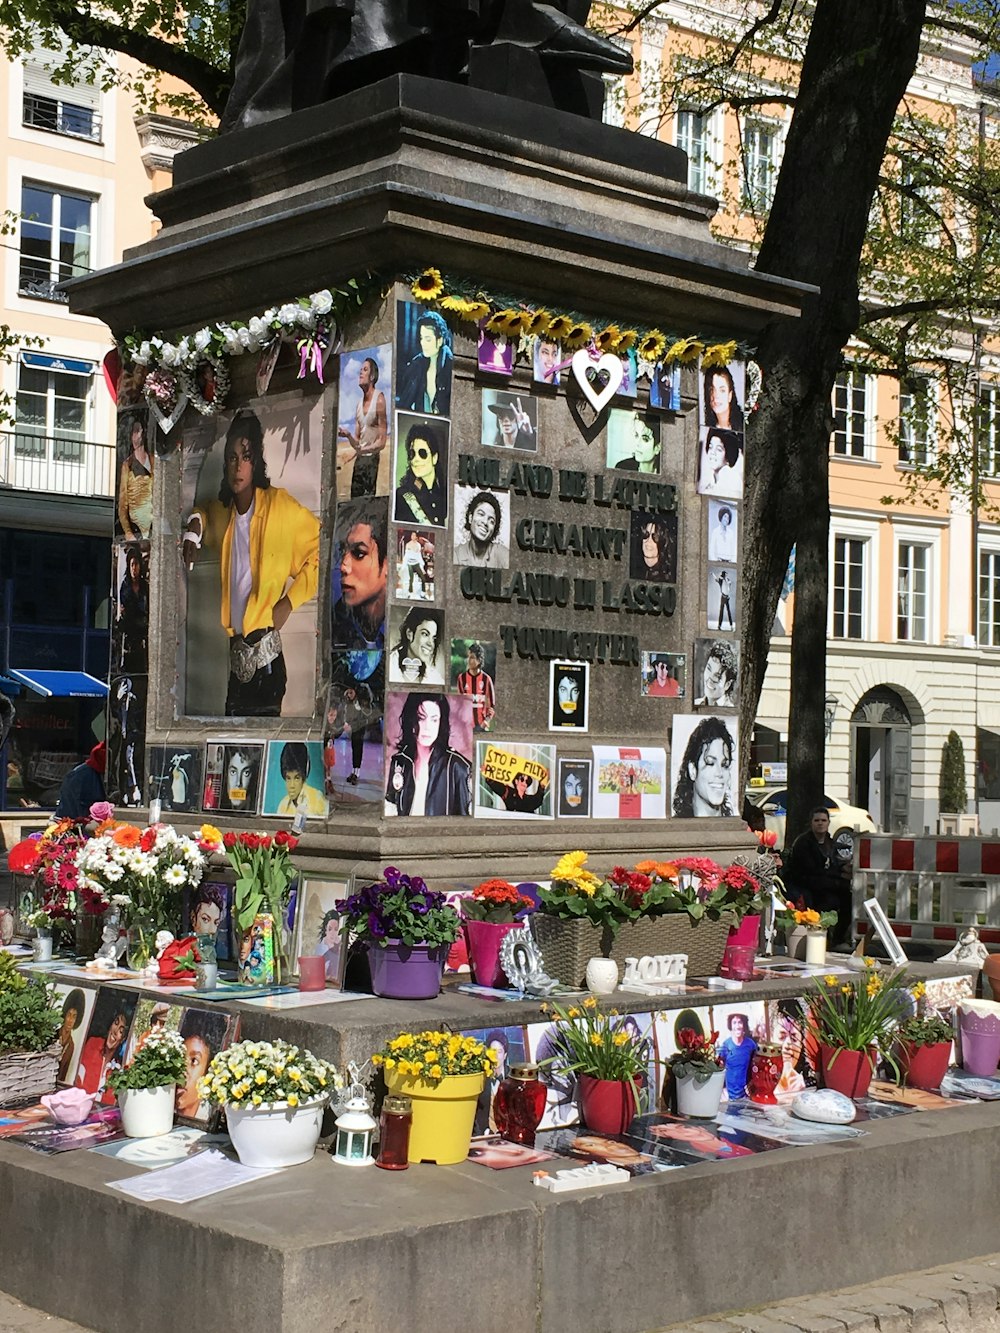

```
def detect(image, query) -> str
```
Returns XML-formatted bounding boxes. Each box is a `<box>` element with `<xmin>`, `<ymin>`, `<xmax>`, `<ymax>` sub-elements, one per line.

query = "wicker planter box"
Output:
<box><xmin>0</xmin><ymin>1043</ymin><xmax>59</xmax><ymax>1105</ymax></box>
<box><xmin>532</xmin><ymin>914</ymin><xmax>730</xmax><ymax>988</ymax></box>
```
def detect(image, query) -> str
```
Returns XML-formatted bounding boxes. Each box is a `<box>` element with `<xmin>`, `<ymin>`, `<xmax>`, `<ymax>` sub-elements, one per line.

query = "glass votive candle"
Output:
<box><xmin>724</xmin><ymin>944</ymin><xmax>756</xmax><ymax>981</ymax></box>
<box><xmin>298</xmin><ymin>955</ymin><xmax>327</xmax><ymax>991</ymax></box>
<box><xmin>376</xmin><ymin>1095</ymin><xmax>412</xmax><ymax>1170</ymax></box>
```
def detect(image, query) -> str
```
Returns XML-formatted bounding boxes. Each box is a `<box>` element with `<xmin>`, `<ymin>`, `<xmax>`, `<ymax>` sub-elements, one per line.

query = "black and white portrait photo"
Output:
<box><xmin>693</xmin><ymin>639</ymin><xmax>740</xmax><ymax>710</ymax></box>
<box><xmin>707</xmin><ymin>564</ymin><xmax>738</xmax><ymax>632</ymax></box>
<box><xmin>452</xmin><ymin>485</ymin><xmax>511</xmax><ymax>569</ymax></box>
<box><xmin>670</xmin><ymin>714</ymin><xmax>739</xmax><ymax>819</ymax></box>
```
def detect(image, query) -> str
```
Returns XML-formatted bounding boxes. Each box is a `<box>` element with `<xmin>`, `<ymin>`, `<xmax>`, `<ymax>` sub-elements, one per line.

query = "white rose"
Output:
<box><xmin>277</xmin><ymin>303</ymin><xmax>300</xmax><ymax>326</ymax></box>
<box><xmin>310</xmin><ymin>289</ymin><xmax>333</xmax><ymax>315</ymax></box>
<box><xmin>194</xmin><ymin>327</ymin><xmax>212</xmax><ymax>353</ymax></box>
<box><xmin>159</xmin><ymin>342</ymin><xmax>179</xmax><ymax>368</ymax></box>
<box><xmin>133</xmin><ymin>341</ymin><xmax>152</xmax><ymax>366</ymax></box>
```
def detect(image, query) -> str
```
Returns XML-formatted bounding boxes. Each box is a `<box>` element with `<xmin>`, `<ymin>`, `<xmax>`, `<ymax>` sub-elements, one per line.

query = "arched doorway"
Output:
<box><xmin>851</xmin><ymin>687</ymin><xmax>912</xmax><ymax>832</ymax></box>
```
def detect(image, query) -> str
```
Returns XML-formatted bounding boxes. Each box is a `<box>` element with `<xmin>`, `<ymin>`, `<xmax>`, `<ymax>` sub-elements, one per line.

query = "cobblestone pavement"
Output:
<box><xmin>660</xmin><ymin>1253</ymin><xmax>1000</xmax><ymax>1332</ymax></box>
<box><xmin>0</xmin><ymin>1291</ymin><xmax>93</xmax><ymax>1333</ymax></box>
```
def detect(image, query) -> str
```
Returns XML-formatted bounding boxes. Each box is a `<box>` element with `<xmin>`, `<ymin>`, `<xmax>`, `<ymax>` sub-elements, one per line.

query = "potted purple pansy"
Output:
<box><xmin>336</xmin><ymin>867</ymin><xmax>460</xmax><ymax>1000</ymax></box>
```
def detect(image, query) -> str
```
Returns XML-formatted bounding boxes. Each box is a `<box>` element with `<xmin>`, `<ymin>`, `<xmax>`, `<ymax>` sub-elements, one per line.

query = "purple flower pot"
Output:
<box><xmin>367</xmin><ymin>940</ymin><xmax>447</xmax><ymax>1000</ymax></box>
<box><xmin>958</xmin><ymin>1011</ymin><xmax>1000</xmax><ymax>1077</ymax></box>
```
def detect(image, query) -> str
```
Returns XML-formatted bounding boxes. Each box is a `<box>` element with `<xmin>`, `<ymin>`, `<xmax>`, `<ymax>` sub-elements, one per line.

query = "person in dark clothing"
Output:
<box><xmin>485</xmin><ymin>769</ymin><xmax>548</xmax><ymax>814</ymax></box>
<box><xmin>785</xmin><ymin>806</ymin><xmax>852</xmax><ymax>947</ymax></box>
<box><xmin>55</xmin><ymin>743</ymin><xmax>107</xmax><ymax>819</ymax></box>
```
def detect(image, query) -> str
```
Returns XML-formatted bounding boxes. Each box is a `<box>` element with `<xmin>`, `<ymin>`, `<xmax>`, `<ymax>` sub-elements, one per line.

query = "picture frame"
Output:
<box><xmin>548</xmin><ymin>660</ymin><xmax>589</xmax><ymax>732</ymax></box>
<box><xmin>862</xmin><ymin>898</ymin><xmax>908</xmax><ymax>966</ymax></box>
<box><xmin>294</xmin><ymin>877</ymin><xmax>350</xmax><ymax>988</ymax></box>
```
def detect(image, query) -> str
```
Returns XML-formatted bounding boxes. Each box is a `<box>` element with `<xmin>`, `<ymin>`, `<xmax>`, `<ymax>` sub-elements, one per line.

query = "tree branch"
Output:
<box><xmin>860</xmin><ymin>294</ymin><xmax>1000</xmax><ymax>323</ymax></box>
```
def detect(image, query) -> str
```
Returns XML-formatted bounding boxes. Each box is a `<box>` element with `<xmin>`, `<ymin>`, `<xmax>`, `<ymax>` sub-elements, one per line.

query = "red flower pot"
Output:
<box><xmin>577</xmin><ymin>1073</ymin><xmax>644</xmax><ymax>1135</ymax></box>
<box><xmin>896</xmin><ymin>1039</ymin><xmax>951</xmax><ymax>1091</ymax></box>
<box><xmin>818</xmin><ymin>1043</ymin><xmax>876</xmax><ymax>1098</ymax></box>
<box><xmin>462</xmin><ymin>919</ymin><xmax>521</xmax><ymax>989</ymax></box>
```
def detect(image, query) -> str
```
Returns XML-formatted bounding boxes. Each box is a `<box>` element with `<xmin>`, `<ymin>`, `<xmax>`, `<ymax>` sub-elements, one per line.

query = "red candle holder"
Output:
<box><xmin>493</xmin><ymin>1062</ymin><xmax>547</xmax><ymax>1146</ymax></box>
<box><xmin>748</xmin><ymin>1043</ymin><xmax>783</xmax><ymax>1104</ymax></box>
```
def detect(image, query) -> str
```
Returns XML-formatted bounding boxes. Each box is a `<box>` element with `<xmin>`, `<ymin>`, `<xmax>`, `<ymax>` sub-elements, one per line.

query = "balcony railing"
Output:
<box><xmin>0</xmin><ymin>430</ymin><xmax>116</xmax><ymax>499</ymax></box>
<box><xmin>22</xmin><ymin>93</ymin><xmax>102</xmax><ymax>144</ymax></box>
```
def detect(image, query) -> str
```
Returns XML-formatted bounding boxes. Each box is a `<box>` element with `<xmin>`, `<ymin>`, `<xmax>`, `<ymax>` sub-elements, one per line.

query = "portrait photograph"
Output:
<box><xmin>388</xmin><ymin>604</ymin><xmax>446</xmax><ymax>686</ymax></box>
<box><xmin>548</xmin><ymin>660</ymin><xmax>589</xmax><ymax>732</ymax></box>
<box><xmin>468</xmin><ymin>1141</ymin><xmax>557</xmax><ymax>1170</ymax></box>
<box><xmin>325</xmin><ymin>658</ymin><xmax>384</xmax><ymax>806</ymax></box>
<box><xmin>699</xmin><ymin>359</ymin><xmax>746</xmax><ymax>433</ymax></box>
<box><xmin>477</xmin><ymin>326</ymin><xmax>513</xmax><ymax>376</ymax></box>
<box><xmin>475</xmin><ymin>741</ymin><xmax>554</xmax><ymax>820</ymax></box>
<box><xmin>51</xmin><ymin>984</ymin><xmax>96</xmax><ymax>1086</ymax></box>
<box><xmin>707</xmin><ymin>563</ymin><xmax>738</xmax><ymax>632</ymax></box>
<box><xmin>182</xmin><ymin>878</ymin><xmax>235</xmax><ymax>962</ymax></box>
<box><xmin>74</xmin><ymin>989</ymin><xmax>139</xmax><ymax>1105</ymax></box>
<box><xmin>557</xmin><ymin>758</ymin><xmax>592</xmax><ymax>818</ymax></box>
<box><xmin>452</xmin><ymin>485</ymin><xmax>511</xmax><ymax>570</ymax></box>
<box><xmin>649</xmin><ymin>361</ymin><xmax>681</xmax><ymax>412</ymax></box>
<box><xmin>605</xmin><ymin>410</ymin><xmax>660</xmax><ymax>473</ymax></box>
<box><xmin>108</xmin><ymin>673</ymin><xmax>146</xmax><ymax>808</ymax></box>
<box><xmin>697</xmin><ymin>426</ymin><xmax>744</xmax><ymax>499</ymax></box>
<box><xmin>466</xmin><ymin>1024</ymin><xmax>528</xmax><ymax>1134</ymax></box>
<box><xmin>641</xmin><ymin>652</ymin><xmax>685</xmax><ymax>699</ymax></box>
<box><xmin>262</xmin><ymin>739</ymin><xmax>329</xmax><ymax>818</ymax></box>
<box><xmin>179</xmin><ymin>392</ymin><xmax>323</xmax><ymax>719</ymax></box>
<box><xmin>395</xmin><ymin>302</ymin><xmax>453</xmax><ymax>416</ymax></box>
<box><xmin>335</xmin><ymin>342</ymin><xmax>392</xmax><ymax>499</ymax></box>
<box><xmin>331</xmin><ymin>493</ymin><xmax>387</xmax><ymax>701</ymax></box>
<box><xmin>526</xmin><ymin>1019</ymin><xmax>579</xmax><ymax>1128</ymax></box>
<box><xmin>173</xmin><ymin>1007</ymin><xmax>240</xmax><ymax>1125</ymax></box>
<box><xmin>591</xmin><ymin>746</ymin><xmax>667</xmax><ymax>820</ymax></box>
<box><xmin>115</xmin><ymin>404</ymin><xmax>153</xmax><ymax>543</ymax></box>
<box><xmin>204</xmin><ymin>739</ymin><xmax>265</xmax><ymax>815</ymax></box>
<box><xmin>384</xmin><ymin>691</ymin><xmax>474</xmax><ymax>818</ymax></box>
<box><xmin>147</xmin><ymin>745</ymin><xmax>203</xmax><ymax>814</ymax></box>
<box><xmin>629</xmin><ymin>510</ymin><xmax>678</xmax><ymax>583</ymax></box>
<box><xmin>112</xmin><ymin>540</ymin><xmax>150</xmax><ymax>676</ymax></box>
<box><xmin>533</xmin><ymin>334</ymin><xmax>562</xmax><ymax>387</ymax></box>
<box><xmin>124</xmin><ymin>998</ymin><xmax>183</xmax><ymax>1067</ymax></box>
<box><xmin>450</xmin><ymin>638</ymin><xmax>497</xmax><ymax>733</ymax></box>
<box><xmin>670</xmin><ymin>714</ymin><xmax>739</xmax><ymax>819</ymax></box>
<box><xmin>294</xmin><ymin>877</ymin><xmax>349</xmax><ymax>987</ymax></box>
<box><xmin>393</xmin><ymin>411</ymin><xmax>449</xmax><ymax>528</ymax></box>
<box><xmin>693</xmin><ymin>638</ymin><xmax>740</xmax><ymax>710</ymax></box>
<box><xmin>395</xmin><ymin>529</ymin><xmax>435</xmax><ymax>602</ymax></box>
<box><xmin>481</xmin><ymin>389</ymin><xmax>538</xmax><ymax>453</ymax></box>
<box><xmin>708</xmin><ymin>499</ymin><xmax>739</xmax><ymax>563</ymax></box>
<box><xmin>618</xmin><ymin>349</ymin><xmax>639</xmax><ymax>399</ymax></box>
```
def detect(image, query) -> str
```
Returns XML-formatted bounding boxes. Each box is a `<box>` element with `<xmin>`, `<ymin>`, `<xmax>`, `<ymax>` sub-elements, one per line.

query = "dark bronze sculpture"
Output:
<box><xmin>221</xmin><ymin>0</ymin><xmax>633</xmax><ymax>133</ymax></box>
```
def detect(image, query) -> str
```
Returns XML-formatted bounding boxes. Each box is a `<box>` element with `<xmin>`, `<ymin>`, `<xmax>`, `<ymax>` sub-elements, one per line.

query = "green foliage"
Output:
<box><xmin>896</xmin><ymin>1011</ymin><xmax>955</xmax><ymax>1049</ymax></box>
<box><xmin>106</xmin><ymin>1028</ymin><xmax>186</xmax><ymax>1092</ymax></box>
<box><xmin>939</xmin><ymin>730</ymin><xmax>968</xmax><ymax>813</ymax></box>
<box><xmin>807</xmin><ymin>966</ymin><xmax>910</xmax><ymax>1065</ymax></box>
<box><xmin>0</xmin><ymin>978</ymin><xmax>61</xmax><ymax>1055</ymax></box>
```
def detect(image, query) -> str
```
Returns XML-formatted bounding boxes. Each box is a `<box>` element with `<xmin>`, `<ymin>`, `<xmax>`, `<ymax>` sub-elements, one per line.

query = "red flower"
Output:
<box><xmin>275</xmin><ymin>830</ymin><xmax>298</xmax><ymax>849</ymax></box>
<box><xmin>260</xmin><ymin>835</ymin><xmax>273</xmax><ymax>849</ymax></box>
<box><xmin>140</xmin><ymin>827</ymin><xmax>157</xmax><ymax>852</ymax></box>
<box><xmin>7</xmin><ymin>838</ymin><xmax>42</xmax><ymax>874</ymax></box>
<box><xmin>223</xmin><ymin>832</ymin><xmax>238</xmax><ymax>848</ymax></box>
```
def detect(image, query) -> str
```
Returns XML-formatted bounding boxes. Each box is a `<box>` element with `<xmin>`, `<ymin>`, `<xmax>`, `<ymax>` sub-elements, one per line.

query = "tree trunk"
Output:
<box><xmin>741</xmin><ymin>0</ymin><xmax>927</xmax><ymax>848</ymax></box>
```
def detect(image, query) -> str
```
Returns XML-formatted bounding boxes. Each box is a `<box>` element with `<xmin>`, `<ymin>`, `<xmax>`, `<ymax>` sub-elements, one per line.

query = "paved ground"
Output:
<box><xmin>661</xmin><ymin>1253</ymin><xmax>1000</xmax><ymax>1332</ymax></box>
<box><xmin>0</xmin><ymin>1291</ymin><xmax>93</xmax><ymax>1333</ymax></box>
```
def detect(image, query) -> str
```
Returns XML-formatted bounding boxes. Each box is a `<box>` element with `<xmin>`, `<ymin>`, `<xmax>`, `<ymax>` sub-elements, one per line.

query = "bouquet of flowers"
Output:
<box><xmin>895</xmin><ymin>980</ymin><xmax>954</xmax><ymax>1048</ymax></box>
<box><xmin>538</xmin><ymin>852</ymin><xmax>683</xmax><ymax>938</ymax></box>
<box><xmin>336</xmin><ymin>866</ymin><xmax>460</xmax><ymax>949</ymax></box>
<box><xmin>222</xmin><ymin>829</ymin><xmax>299</xmax><ymax>932</ymax></box>
<box><xmin>106</xmin><ymin>1028</ymin><xmax>187</xmax><ymax>1094</ymax></box>
<box><xmin>667</xmin><ymin>1027</ymin><xmax>724</xmax><ymax>1085</ymax></box>
<box><xmin>8</xmin><ymin>821</ymin><xmax>98</xmax><ymax>936</ymax></box>
<box><xmin>460</xmin><ymin>878</ymin><xmax>534</xmax><ymax>924</ymax></box>
<box><xmin>199</xmin><ymin>1038</ymin><xmax>340</xmax><ymax>1109</ymax></box>
<box><xmin>372</xmin><ymin>1029</ymin><xmax>498</xmax><ymax>1086</ymax></box>
<box><xmin>775</xmin><ymin>902</ymin><xmax>838</xmax><ymax>933</ymax></box>
<box><xmin>75</xmin><ymin>823</ymin><xmax>207</xmax><ymax>942</ymax></box>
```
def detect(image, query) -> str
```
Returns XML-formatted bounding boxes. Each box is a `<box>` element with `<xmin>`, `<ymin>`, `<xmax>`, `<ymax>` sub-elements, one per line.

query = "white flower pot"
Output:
<box><xmin>118</xmin><ymin>1084</ymin><xmax>176</xmax><ymax>1138</ymax></box>
<box><xmin>674</xmin><ymin>1068</ymin><xmax>725</xmax><ymax>1118</ymax></box>
<box><xmin>32</xmin><ymin>932</ymin><xmax>53</xmax><ymax>962</ymax></box>
<box><xmin>586</xmin><ymin>956</ymin><xmax>619</xmax><ymax>995</ymax></box>
<box><xmin>805</xmin><ymin>930</ymin><xmax>827</xmax><ymax>967</ymax></box>
<box><xmin>225</xmin><ymin>1096</ymin><xmax>329</xmax><ymax>1168</ymax></box>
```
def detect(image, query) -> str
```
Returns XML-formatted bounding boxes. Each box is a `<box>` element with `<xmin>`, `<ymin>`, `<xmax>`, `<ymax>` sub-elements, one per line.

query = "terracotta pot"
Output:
<box><xmin>896</xmin><ymin>1039</ymin><xmax>951</xmax><ymax>1091</ymax></box>
<box><xmin>577</xmin><ymin>1074</ymin><xmax>644</xmax><ymax>1135</ymax></box>
<box><xmin>818</xmin><ymin>1043</ymin><xmax>876</xmax><ymax>1098</ymax></box>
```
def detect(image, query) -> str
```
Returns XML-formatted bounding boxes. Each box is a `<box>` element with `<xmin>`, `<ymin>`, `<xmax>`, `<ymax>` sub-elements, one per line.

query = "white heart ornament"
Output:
<box><xmin>571</xmin><ymin>351</ymin><xmax>624</xmax><ymax>412</ymax></box>
<box><xmin>148</xmin><ymin>392</ymin><xmax>190</xmax><ymax>435</ymax></box>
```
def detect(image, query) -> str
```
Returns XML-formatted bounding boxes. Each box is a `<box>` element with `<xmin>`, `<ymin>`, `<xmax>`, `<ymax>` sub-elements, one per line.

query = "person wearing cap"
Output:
<box><xmin>55</xmin><ymin>743</ymin><xmax>107</xmax><ymax>820</ymax></box>
<box><xmin>183</xmin><ymin>409</ymin><xmax>320</xmax><ymax>716</ymax></box>
<box><xmin>645</xmin><ymin>655</ymin><xmax>679</xmax><ymax>698</ymax></box>
<box><xmin>487</xmin><ymin>394</ymin><xmax>535</xmax><ymax>450</ymax></box>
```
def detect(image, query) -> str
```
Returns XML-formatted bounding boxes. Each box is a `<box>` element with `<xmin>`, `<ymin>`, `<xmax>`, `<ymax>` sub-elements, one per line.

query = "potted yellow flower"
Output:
<box><xmin>776</xmin><ymin>902</ymin><xmax>838</xmax><ymax>964</ymax></box>
<box><xmin>540</xmin><ymin>995</ymin><xmax>649</xmax><ymax>1134</ymax></box>
<box><xmin>373</xmin><ymin>1030</ymin><xmax>498</xmax><ymax>1164</ymax></box>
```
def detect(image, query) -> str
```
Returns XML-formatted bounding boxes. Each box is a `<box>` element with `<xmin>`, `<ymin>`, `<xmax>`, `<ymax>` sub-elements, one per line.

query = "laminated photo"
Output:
<box><xmin>591</xmin><ymin>746</ymin><xmax>667</xmax><ymax>820</ymax></box>
<box><xmin>475</xmin><ymin>741</ymin><xmax>554</xmax><ymax>819</ymax></box>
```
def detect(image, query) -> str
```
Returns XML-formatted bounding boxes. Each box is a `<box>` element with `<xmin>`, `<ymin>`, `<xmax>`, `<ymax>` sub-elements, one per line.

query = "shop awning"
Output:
<box><xmin>8</xmin><ymin>669</ymin><xmax>108</xmax><ymax>698</ymax></box>
<box><xmin>0</xmin><ymin>674</ymin><xmax>22</xmax><ymax>696</ymax></box>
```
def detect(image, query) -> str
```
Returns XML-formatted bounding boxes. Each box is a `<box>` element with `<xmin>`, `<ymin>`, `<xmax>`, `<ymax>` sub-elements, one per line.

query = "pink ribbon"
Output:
<box><xmin>297</xmin><ymin>336</ymin><xmax>325</xmax><ymax>383</ymax></box>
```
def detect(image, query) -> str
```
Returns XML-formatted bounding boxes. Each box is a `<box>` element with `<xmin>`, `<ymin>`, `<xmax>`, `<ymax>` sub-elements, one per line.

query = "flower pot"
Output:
<box><xmin>958</xmin><ymin>1009</ymin><xmax>1000</xmax><ymax>1077</ymax></box>
<box><xmin>784</xmin><ymin>925</ymin><xmax>808</xmax><ymax>961</ymax></box>
<box><xmin>32</xmin><ymin>931</ymin><xmax>53</xmax><ymax>962</ymax></box>
<box><xmin>225</xmin><ymin>1096</ymin><xmax>328</xmax><ymax>1168</ymax></box>
<box><xmin>118</xmin><ymin>1084</ymin><xmax>176</xmax><ymax>1138</ymax></box>
<box><xmin>532</xmin><ymin>914</ymin><xmax>730</xmax><ymax>988</ymax></box>
<box><xmin>896</xmin><ymin>1039</ymin><xmax>951</xmax><ymax>1091</ymax></box>
<box><xmin>577</xmin><ymin>1073</ymin><xmax>644</xmax><ymax>1135</ymax></box>
<box><xmin>384</xmin><ymin>1069</ymin><xmax>484</xmax><ymax>1164</ymax></box>
<box><xmin>818</xmin><ymin>1044</ymin><xmax>877</xmax><ymax>1098</ymax></box>
<box><xmin>805</xmin><ymin>930</ymin><xmax>827</xmax><ymax>967</ymax></box>
<box><xmin>462</xmin><ymin>919</ymin><xmax>520</xmax><ymax>989</ymax></box>
<box><xmin>674</xmin><ymin>1068</ymin><xmax>725</xmax><ymax>1118</ymax></box>
<box><xmin>585</xmin><ymin>957</ymin><xmax>619</xmax><ymax>995</ymax></box>
<box><xmin>368</xmin><ymin>940</ymin><xmax>447</xmax><ymax>999</ymax></box>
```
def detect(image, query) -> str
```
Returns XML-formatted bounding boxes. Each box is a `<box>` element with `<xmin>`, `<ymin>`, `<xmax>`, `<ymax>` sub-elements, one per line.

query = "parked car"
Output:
<box><xmin>744</xmin><ymin>785</ymin><xmax>878</xmax><ymax>858</ymax></box>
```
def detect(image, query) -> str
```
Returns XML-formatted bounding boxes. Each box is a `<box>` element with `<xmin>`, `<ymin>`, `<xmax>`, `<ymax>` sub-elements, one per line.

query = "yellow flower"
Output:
<box><xmin>911</xmin><ymin>982</ymin><xmax>926</xmax><ymax>1001</ymax></box>
<box><xmin>546</xmin><ymin>314</ymin><xmax>573</xmax><ymax>340</ymax></box>
<box><xmin>841</xmin><ymin>984</ymin><xmax>853</xmax><ymax>995</ymax></box>
<box><xmin>289</xmin><ymin>1068</ymin><xmax>301</xmax><ymax>1081</ymax></box>
<box><xmin>486</xmin><ymin>308</ymin><xmax>518</xmax><ymax>334</ymax></box>
<box><xmin>663</xmin><ymin>335</ymin><xmax>701</xmax><ymax>364</ymax></box>
<box><xmin>567</xmin><ymin>1007</ymin><xmax>580</xmax><ymax>1019</ymax></box>
<box><xmin>589</xmin><ymin>1033</ymin><xmax>602</xmax><ymax>1046</ymax></box>
<box><xmin>430</xmin><ymin>1064</ymin><xmax>442</xmax><ymax>1079</ymax></box>
<box><xmin>867</xmin><ymin>977</ymin><xmax>882</xmax><ymax>996</ymax></box>
<box><xmin>199</xmin><ymin>823</ymin><xmax>223</xmax><ymax>845</ymax></box>
<box><xmin>525</xmin><ymin>309</ymin><xmax>552</xmax><ymax>335</ymax></box>
<box><xmin>251</xmin><ymin>1094</ymin><xmax>262</xmax><ymax>1106</ymax></box>
<box><xmin>499</xmin><ymin>310</ymin><xmax>529</xmax><ymax>337</ymax></box>
<box><xmin>561</xmin><ymin>321</ymin><xmax>593</xmax><ymax>351</ymax></box>
<box><xmin>864</xmin><ymin>957</ymin><xmax>879</xmax><ymax>969</ymax></box>
<box><xmin>439</xmin><ymin>294</ymin><xmax>489</xmax><ymax>322</ymax></box>
<box><xmin>255</xmin><ymin>1071</ymin><xmax>267</xmax><ymax>1085</ymax></box>
<box><xmin>411</xmin><ymin>267</ymin><xmax>444</xmax><ymax>301</ymax></box>
<box><xmin>583</xmin><ymin>995</ymin><xmax>598</xmax><ymax>1009</ymax></box>
<box><xmin>287</xmin><ymin>1092</ymin><xmax>299</xmax><ymax>1108</ymax></box>
<box><xmin>824</xmin><ymin>975</ymin><xmax>838</xmax><ymax>987</ymax></box>
<box><xmin>371</xmin><ymin>1053</ymin><xmax>383</xmax><ymax>1066</ymax></box>
<box><xmin>638</xmin><ymin>331</ymin><xmax>668</xmax><ymax>363</ymax></box>
<box><xmin>594</xmin><ymin>325</ymin><xmax>622</xmax><ymax>353</ymax></box>
<box><xmin>701</xmin><ymin>340</ymin><xmax>738</xmax><ymax>370</ymax></box>
<box><xmin>613</xmin><ymin>1031</ymin><xmax>629</xmax><ymax>1046</ymax></box>
<box><xmin>617</xmin><ymin>329</ymin><xmax>638</xmax><ymax>351</ymax></box>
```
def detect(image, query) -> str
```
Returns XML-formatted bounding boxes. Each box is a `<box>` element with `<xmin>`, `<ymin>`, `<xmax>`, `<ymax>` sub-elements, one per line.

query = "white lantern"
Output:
<box><xmin>333</xmin><ymin>1090</ymin><xmax>376</xmax><ymax>1166</ymax></box>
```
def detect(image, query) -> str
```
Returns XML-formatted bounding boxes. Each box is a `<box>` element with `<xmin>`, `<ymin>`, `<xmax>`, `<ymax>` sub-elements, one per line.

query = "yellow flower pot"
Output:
<box><xmin>384</xmin><ymin>1070</ymin><xmax>485</xmax><ymax>1165</ymax></box>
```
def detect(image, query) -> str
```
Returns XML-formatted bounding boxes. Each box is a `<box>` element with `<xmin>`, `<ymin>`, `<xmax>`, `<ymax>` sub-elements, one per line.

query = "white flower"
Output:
<box><xmin>248</xmin><ymin>316</ymin><xmax>268</xmax><ymax>340</ymax></box>
<box><xmin>111</xmin><ymin>893</ymin><xmax>132</xmax><ymax>906</ymax></box>
<box><xmin>193</xmin><ymin>327</ymin><xmax>212</xmax><ymax>353</ymax></box>
<box><xmin>276</xmin><ymin>303</ymin><xmax>300</xmax><ymax>327</ymax></box>
<box><xmin>310</xmin><ymin>289</ymin><xmax>333</xmax><ymax>315</ymax></box>
<box><xmin>296</xmin><ymin>308</ymin><xmax>317</xmax><ymax>331</ymax></box>
<box><xmin>218</xmin><ymin>325</ymin><xmax>243</xmax><ymax>356</ymax></box>
<box><xmin>163</xmin><ymin>864</ymin><xmax>186</xmax><ymax>886</ymax></box>
<box><xmin>102</xmin><ymin>863</ymin><xmax>124</xmax><ymax>883</ymax></box>
<box><xmin>133</xmin><ymin>341</ymin><xmax>153</xmax><ymax>366</ymax></box>
<box><xmin>159</xmin><ymin>342</ymin><xmax>180</xmax><ymax>368</ymax></box>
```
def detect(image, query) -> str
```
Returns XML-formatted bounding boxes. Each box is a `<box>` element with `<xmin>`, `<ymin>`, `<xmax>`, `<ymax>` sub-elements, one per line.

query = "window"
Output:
<box><xmin>979</xmin><ymin>383</ymin><xmax>1000</xmax><ymax>477</ymax></box>
<box><xmin>898</xmin><ymin>377</ymin><xmax>934</xmax><ymax>467</ymax></box>
<box><xmin>21</xmin><ymin>43</ymin><xmax>101</xmax><ymax>142</ymax></box>
<box><xmin>676</xmin><ymin>108</ymin><xmax>709</xmax><ymax>194</ymax></box>
<box><xmin>832</xmin><ymin>536</ymin><xmax>866</xmax><ymax>639</ymax></box>
<box><xmin>14</xmin><ymin>353</ymin><xmax>93</xmax><ymax>462</ymax></box>
<box><xmin>741</xmin><ymin>119</ymin><xmax>778</xmax><ymax>211</ymax></box>
<box><xmin>899</xmin><ymin>157</ymin><xmax>939</xmax><ymax>247</ymax></box>
<box><xmin>832</xmin><ymin>369</ymin><xmax>870</xmax><ymax>458</ymax></box>
<box><xmin>979</xmin><ymin>550</ymin><xmax>1000</xmax><ymax>647</ymax></box>
<box><xmin>18</xmin><ymin>183</ymin><xmax>93</xmax><ymax>302</ymax></box>
<box><xmin>897</xmin><ymin>543</ymin><xmax>928</xmax><ymax>642</ymax></box>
